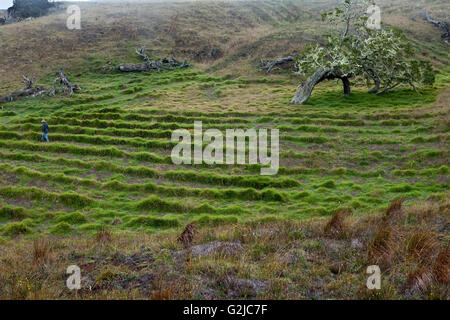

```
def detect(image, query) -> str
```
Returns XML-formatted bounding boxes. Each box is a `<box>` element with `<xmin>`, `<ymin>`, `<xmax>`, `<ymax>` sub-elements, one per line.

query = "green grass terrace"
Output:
<box><xmin>0</xmin><ymin>67</ymin><xmax>448</xmax><ymax>238</ymax></box>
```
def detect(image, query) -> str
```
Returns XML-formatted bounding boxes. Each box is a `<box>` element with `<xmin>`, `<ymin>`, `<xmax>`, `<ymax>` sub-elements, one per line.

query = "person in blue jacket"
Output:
<box><xmin>41</xmin><ymin>119</ymin><xmax>49</xmax><ymax>143</ymax></box>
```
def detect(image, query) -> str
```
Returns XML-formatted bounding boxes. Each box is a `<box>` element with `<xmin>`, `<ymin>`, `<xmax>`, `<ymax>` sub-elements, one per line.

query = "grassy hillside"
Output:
<box><xmin>0</xmin><ymin>0</ymin><xmax>448</xmax><ymax>300</ymax></box>
<box><xmin>0</xmin><ymin>0</ymin><xmax>449</xmax><ymax>92</ymax></box>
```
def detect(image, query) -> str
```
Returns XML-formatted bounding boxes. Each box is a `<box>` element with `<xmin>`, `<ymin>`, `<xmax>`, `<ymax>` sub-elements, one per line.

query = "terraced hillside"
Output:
<box><xmin>0</xmin><ymin>65</ymin><xmax>448</xmax><ymax>237</ymax></box>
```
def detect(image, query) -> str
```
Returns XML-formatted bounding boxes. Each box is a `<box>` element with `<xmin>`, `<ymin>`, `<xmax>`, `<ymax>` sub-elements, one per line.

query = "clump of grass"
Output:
<box><xmin>95</xmin><ymin>228</ymin><xmax>112</xmax><ymax>243</ymax></box>
<box><xmin>389</xmin><ymin>184</ymin><xmax>413</xmax><ymax>193</ymax></box>
<box><xmin>125</xmin><ymin>216</ymin><xmax>180</xmax><ymax>229</ymax></box>
<box><xmin>177</xmin><ymin>222</ymin><xmax>196</xmax><ymax>248</ymax></box>
<box><xmin>3</xmin><ymin>222</ymin><xmax>31</xmax><ymax>236</ymax></box>
<box><xmin>136</xmin><ymin>195</ymin><xmax>185</xmax><ymax>213</ymax></box>
<box><xmin>432</xmin><ymin>247</ymin><xmax>449</xmax><ymax>284</ymax></box>
<box><xmin>367</xmin><ymin>224</ymin><xmax>401</xmax><ymax>269</ymax></box>
<box><xmin>110</xmin><ymin>217</ymin><xmax>122</xmax><ymax>226</ymax></box>
<box><xmin>405</xmin><ymin>246</ymin><xmax>449</xmax><ymax>295</ymax></box>
<box><xmin>56</xmin><ymin>212</ymin><xmax>88</xmax><ymax>225</ymax></box>
<box><xmin>97</xmin><ymin>269</ymin><xmax>118</xmax><ymax>282</ymax></box>
<box><xmin>79</xmin><ymin>223</ymin><xmax>105</xmax><ymax>232</ymax></box>
<box><xmin>323</xmin><ymin>209</ymin><xmax>350</xmax><ymax>239</ymax></box>
<box><xmin>383</xmin><ymin>198</ymin><xmax>405</xmax><ymax>224</ymax></box>
<box><xmin>406</xmin><ymin>230</ymin><xmax>440</xmax><ymax>263</ymax></box>
<box><xmin>59</xmin><ymin>192</ymin><xmax>94</xmax><ymax>208</ymax></box>
<box><xmin>0</xmin><ymin>186</ymin><xmax>94</xmax><ymax>209</ymax></box>
<box><xmin>405</xmin><ymin>266</ymin><xmax>435</xmax><ymax>294</ymax></box>
<box><xmin>0</xmin><ymin>206</ymin><xmax>27</xmax><ymax>220</ymax></box>
<box><xmin>49</xmin><ymin>222</ymin><xmax>73</xmax><ymax>236</ymax></box>
<box><xmin>33</xmin><ymin>238</ymin><xmax>51</xmax><ymax>266</ymax></box>
<box><xmin>149</xmin><ymin>279</ymin><xmax>175</xmax><ymax>300</ymax></box>
<box><xmin>316</xmin><ymin>180</ymin><xmax>336</xmax><ymax>189</ymax></box>
<box><xmin>194</xmin><ymin>214</ymin><xmax>238</xmax><ymax>226</ymax></box>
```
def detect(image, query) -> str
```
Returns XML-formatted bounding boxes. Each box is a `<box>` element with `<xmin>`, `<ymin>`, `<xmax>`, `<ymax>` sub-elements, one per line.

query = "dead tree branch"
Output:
<box><xmin>22</xmin><ymin>75</ymin><xmax>34</xmax><ymax>89</ymax></box>
<box><xmin>119</xmin><ymin>46</ymin><xmax>191</xmax><ymax>73</ymax></box>
<box><xmin>260</xmin><ymin>53</ymin><xmax>299</xmax><ymax>73</ymax></box>
<box><xmin>53</xmin><ymin>68</ymin><xmax>81</xmax><ymax>96</ymax></box>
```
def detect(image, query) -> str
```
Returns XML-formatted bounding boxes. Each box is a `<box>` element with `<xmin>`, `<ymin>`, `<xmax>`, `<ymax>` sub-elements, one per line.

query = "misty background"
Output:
<box><xmin>0</xmin><ymin>0</ymin><xmax>92</xmax><ymax>9</ymax></box>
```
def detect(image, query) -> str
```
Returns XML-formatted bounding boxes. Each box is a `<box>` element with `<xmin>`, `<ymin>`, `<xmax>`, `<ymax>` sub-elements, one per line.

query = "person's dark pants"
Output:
<box><xmin>41</xmin><ymin>133</ymin><xmax>49</xmax><ymax>142</ymax></box>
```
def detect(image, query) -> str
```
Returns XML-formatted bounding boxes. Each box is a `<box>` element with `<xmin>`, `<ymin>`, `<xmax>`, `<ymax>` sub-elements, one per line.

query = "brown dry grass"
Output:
<box><xmin>177</xmin><ymin>222</ymin><xmax>196</xmax><ymax>248</ymax></box>
<box><xmin>0</xmin><ymin>196</ymin><xmax>447</xmax><ymax>300</ymax></box>
<box><xmin>406</xmin><ymin>230</ymin><xmax>440</xmax><ymax>263</ymax></box>
<box><xmin>383</xmin><ymin>198</ymin><xmax>405</xmax><ymax>223</ymax></box>
<box><xmin>95</xmin><ymin>228</ymin><xmax>113</xmax><ymax>243</ymax></box>
<box><xmin>405</xmin><ymin>266</ymin><xmax>435</xmax><ymax>294</ymax></box>
<box><xmin>32</xmin><ymin>237</ymin><xmax>51</xmax><ymax>266</ymax></box>
<box><xmin>367</xmin><ymin>224</ymin><xmax>402</xmax><ymax>269</ymax></box>
<box><xmin>432</xmin><ymin>247</ymin><xmax>450</xmax><ymax>284</ymax></box>
<box><xmin>323</xmin><ymin>209</ymin><xmax>350</xmax><ymax>239</ymax></box>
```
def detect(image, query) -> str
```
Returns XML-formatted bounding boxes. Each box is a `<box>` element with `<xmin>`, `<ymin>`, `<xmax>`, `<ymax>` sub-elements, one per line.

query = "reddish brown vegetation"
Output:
<box><xmin>323</xmin><ymin>209</ymin><xmax>350</xmax><ymax>238</ymax></box>
<box><xmin>177</xmin><ymin>222</ymin><xmax>196</xmax><ymax>248</ymax></box>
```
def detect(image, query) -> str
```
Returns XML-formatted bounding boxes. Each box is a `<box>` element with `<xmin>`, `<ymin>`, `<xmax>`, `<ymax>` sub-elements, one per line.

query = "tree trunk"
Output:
<box><xmin>119</xmin><ymin>63</ymin><xmax>150</xmax><ymax>72</ymax></box>
<box><xmin>0</xmin><ymin>86</ymin><xmax>46</xmax><ymax>104</ymax></box>
<box><xmin>368</xmin><ymin>76</ymin><xmax>381</xmax><ymax>93</ymax></box>
<box><xmin>291</xmin><ymin>68</ymin><xmax>352</xmax><ymax>105</ymax></box>
<box><xmin>290</xmin><ymin>69</ymin><xmax>330</xmax><ymax>105</ymax></box>
<box><xmin>342</xmin><ymin>77</ymin><xmax>351</xmax><ymax>96</ymax></box>
<box><xmin>366</xmin><ymin>70</ymin><xmax>381</xmax><ymax>94</ymax></box>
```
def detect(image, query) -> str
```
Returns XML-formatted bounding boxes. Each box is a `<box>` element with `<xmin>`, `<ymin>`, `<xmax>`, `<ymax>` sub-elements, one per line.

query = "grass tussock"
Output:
<box><xmin>177</xmin><ymin>223</ymin><xmax>196</xmax><ymax>248</ymax></box>
<box><xmin>383</xmin><ymin>198</ymin><xmax>405</xmax><ymax>224</ymax></box>
<box><xmin>432</xmin><ymin>247</ymin><xmax>450</xmax><ymax>284</ymax></box>
<box><xmin>323</xmin><ymin>209</ymin><xmax>351</xmax><ymax>239</ymax></box>
<box><xmin>32</xmin><ymin>238</ymin><xmax>52</xmax><ymax>266</ymax></box>
<box><xmin>406</xmin><ymin>230</ymin><xmax>440</xmax><ymax>263</ymax></box>
<box><xmin>367</xmin><ymin>224</ymin><xmax>402</xmax><ymax>269</ymax></box>
<box><xmin>95</xmin><ymin>228</ymin><xmax>113</xmax><ymax>243</ymax></box>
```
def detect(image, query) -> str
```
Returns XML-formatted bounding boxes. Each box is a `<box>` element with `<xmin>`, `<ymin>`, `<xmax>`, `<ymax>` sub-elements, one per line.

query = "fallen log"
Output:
<box><xmin>119</xmin><ymin>46</ymin><xmax>191</xmax><ymax>73</ymax></box>
<box><xmin>0</xmin><ymin>75</ymin><xmax>46</xmax><ymax>104</ymax></box>
<box><xmin>411</xmin><ymin>9</ymin><xmax>449</xmax><ymax>45</ymax></box>
<box><xmin>260</xmin><ymin>53</ymin><xmax>299</xmax><ymax>73</ymax></box>
<box><xmin>0</xmin><ymin>86</ymin><xmax>46</xmax><ymax>104</ymax></box>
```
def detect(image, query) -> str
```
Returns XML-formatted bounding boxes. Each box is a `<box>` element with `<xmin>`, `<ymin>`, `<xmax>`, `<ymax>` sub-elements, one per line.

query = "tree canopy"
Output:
<box><xmin>291</xmin><ymin>0</ymin><xmax>435</xmax><ymax>104</ymax></box>
<box><xmin>8</xmin><ymin>0</ymin><xmax>54</xmax><ymax>19</ymax></box>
